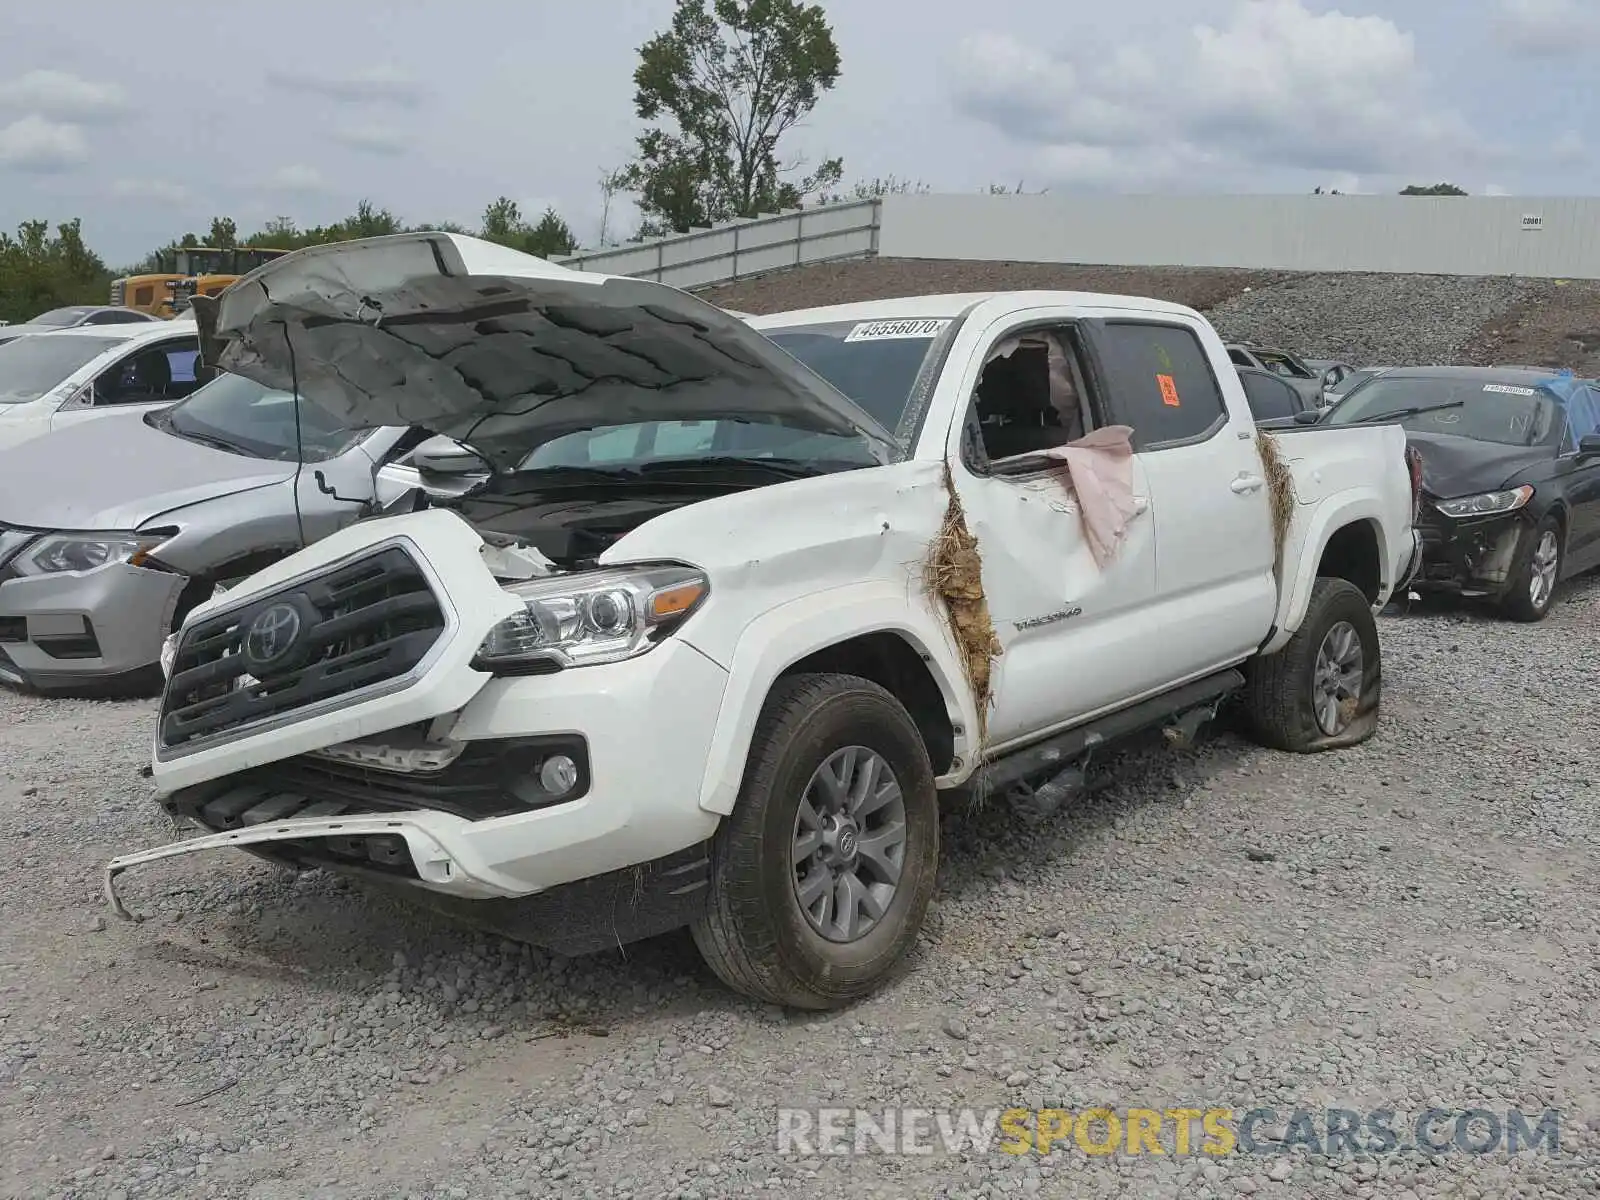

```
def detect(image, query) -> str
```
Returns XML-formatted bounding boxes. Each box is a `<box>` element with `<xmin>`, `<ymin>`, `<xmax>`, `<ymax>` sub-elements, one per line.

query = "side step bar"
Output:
<box><xmin>972</xmin><ymin>667</ymin><xmax>1247</xmax><ymax>797</ymax></box>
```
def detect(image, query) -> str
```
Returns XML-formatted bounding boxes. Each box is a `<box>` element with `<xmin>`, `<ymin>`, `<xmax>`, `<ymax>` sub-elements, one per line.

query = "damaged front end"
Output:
<box><xmin>1413</xmin><ymin>485</ymin><xmax>1536</xmax><ymax>597</ymax></box>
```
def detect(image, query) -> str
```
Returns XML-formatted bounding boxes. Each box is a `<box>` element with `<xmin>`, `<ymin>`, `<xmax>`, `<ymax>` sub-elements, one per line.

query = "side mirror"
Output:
<box><xmin>1293</xmin><ymin>408</ymin><xmax>1322</xmax><ymax>425</ymax></box>
<box><xmin>1322</xmin><ymin>368</ymin><xmax>1341</xmax><ymax>388</ymax></box>
<box><xmin>1578</xmin><ymin>433</ymin><xmax>1600</xmax><ymax>458</ymax></box>
<box><xmin>411</xmin><ymin>435</ymin><xmax>488</xmax><ymax>475</ymax></box>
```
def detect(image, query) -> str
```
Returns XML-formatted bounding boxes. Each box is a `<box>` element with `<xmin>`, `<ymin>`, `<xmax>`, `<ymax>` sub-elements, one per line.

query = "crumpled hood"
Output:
<box><xmin>202</xmin><ymin>232</ymin><xmax>899</xmax><ymax>472</ymax></box>
<box><xmin>1405</xmin><ymin>430</ymin><xmax>1551</xmax><ymax>499</ymax></box>
<box><xmin>0</xmin><ymin>410</ymin><xmax>293</xmax><ymax>530</ymax></box>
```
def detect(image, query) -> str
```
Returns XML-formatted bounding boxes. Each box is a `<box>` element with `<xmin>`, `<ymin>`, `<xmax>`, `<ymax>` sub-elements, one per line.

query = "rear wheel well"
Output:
<box><xmin>1317</xmin><ymin>521</ymin><xmax>1381</xmax><ymax>603</ymax></box>
<box><xmin>781</xmin><ymin>633</ymin><xmax>955</xmax><ymax>775</ymax></box>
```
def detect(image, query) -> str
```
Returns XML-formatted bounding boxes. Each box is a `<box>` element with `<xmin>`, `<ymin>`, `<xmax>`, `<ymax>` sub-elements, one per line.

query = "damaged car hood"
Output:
<box><xmin>1405</xmin><ymin>430</ymin><xmax>1552</xmax><ymax>498</ymax></box>
<box><xmin>0</xmin><ymin>410</ymin><xmax>293</xmax><ymax>530</ymax></box>
<box><xmin>200</xmin><ymin>232</ymin><xmax>899</xmax><ymax>472</ymax></box>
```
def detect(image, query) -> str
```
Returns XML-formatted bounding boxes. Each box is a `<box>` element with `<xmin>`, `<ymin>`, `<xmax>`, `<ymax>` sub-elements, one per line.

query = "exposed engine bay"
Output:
<box><xmin>379</xmin><ymin>470</ymin><xmax>787</xmax><ymax>575</ymax></box>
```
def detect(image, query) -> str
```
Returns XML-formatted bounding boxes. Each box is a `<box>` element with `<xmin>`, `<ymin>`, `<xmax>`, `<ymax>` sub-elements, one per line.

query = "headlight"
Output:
<box><xmin>159</xmin><ymin>631</ymin><xmax>179</xmax><ymax>680</ymax></box>
<box><xmin>474</xmin><ymin>563</ymin><xmax>709</xmax><ymax>673</ymax></box>
<box><xmin>1433</xmin><ymin>485</ymin><xmax>1534</xmax><ymax>519</ymax></box>
<box><xmin>8</xmin><ymin>531</ymin><xmax>170</xmax><ymax>576</ymax></box>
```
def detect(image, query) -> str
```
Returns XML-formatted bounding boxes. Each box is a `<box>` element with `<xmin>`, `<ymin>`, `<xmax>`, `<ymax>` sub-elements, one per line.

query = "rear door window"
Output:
<box><xmin>1091</xmin><ymin>321</ymin><xmax>1229</xmax><ymax>450</ymax></box>
<box><xmin>1238</xmin><ymin>369</ymin><xmax>1302</xmax><ymax>421</ymax></box>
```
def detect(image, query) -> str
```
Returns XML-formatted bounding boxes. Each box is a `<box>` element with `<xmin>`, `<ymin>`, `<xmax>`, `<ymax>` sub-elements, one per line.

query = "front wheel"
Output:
<box><xmin>1244</xmin><ymin>577</ymin><xmax>1381</xmax><ymax>753</ymax></box>
<box><xmin>1501</xmin><ymin>516</ymin><xmax>1562</xmax><ymax>622</ymax></box>
<box><xmin>692</xmin><ymin>673</ymin><xmax>940</xmax><ymax>1010</ymax></box>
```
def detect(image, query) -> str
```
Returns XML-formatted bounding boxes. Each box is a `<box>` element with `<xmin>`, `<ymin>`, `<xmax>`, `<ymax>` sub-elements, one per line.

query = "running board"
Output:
<box><xmin>972</xmin><ymin>668</ymin><xmax>1247</xmax><ymax>797</ymax></box>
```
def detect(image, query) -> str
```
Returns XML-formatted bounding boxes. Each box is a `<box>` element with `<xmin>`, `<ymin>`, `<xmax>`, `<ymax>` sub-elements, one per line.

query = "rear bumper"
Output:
<box><xmin>0</xmin><ymin>562</ymin><xmax>186</xmax><ymax>694</ymax></box>
<box><xmin>1397</xmin><ymin>528</ymin><xmax>1425</xmax><ymax>594</ymax></box>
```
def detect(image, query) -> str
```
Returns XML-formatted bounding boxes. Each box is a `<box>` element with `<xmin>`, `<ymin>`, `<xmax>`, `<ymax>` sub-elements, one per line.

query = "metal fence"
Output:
<box><xmin>554</xmin><ymin>199</ymin><xmax>879</xmax><ymax>288</ymax></box>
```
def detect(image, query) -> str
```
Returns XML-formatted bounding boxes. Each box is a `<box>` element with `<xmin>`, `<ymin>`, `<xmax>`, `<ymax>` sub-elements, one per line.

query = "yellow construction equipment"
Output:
<box><xmin>110</xmin><ymin>246</ymin><xmax>290</xmax><ymax>318</ymax></box>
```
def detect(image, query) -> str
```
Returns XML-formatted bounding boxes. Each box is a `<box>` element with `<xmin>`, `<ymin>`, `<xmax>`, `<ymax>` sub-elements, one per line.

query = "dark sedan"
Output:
<box><xmin>1322</xmin><ymin>366</ymin><xmax>1600</xmax><ymax>620</ymax></box>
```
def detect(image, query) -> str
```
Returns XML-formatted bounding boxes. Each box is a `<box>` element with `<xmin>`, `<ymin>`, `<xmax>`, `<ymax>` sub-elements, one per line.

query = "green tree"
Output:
<box><xmin>0</xmin><ymin>218</ymin><xmax>112</xmax><ymax>324</ymax></box>
<box><xmin>526</xmin><ymin>207</ymin><xmax>577</xmax><ymax>257</ymax></box>
<box><xmin>480</xmin><ymin>198</ymin><xmax>577</xmax><ymax>257</ymax></box>
<box><xmin>1399</xmin><ymin>182</ymin><xmax>1467</xmax><ymax>196</ymax></box>
<box><xmin>624</xmin><ymin>0</ymin><xmax>844</xmax><ymax>236</ymax></box>
<box><xmin>481</xmin><ymin>196</ymin><xmax>526</xmax><ymax>246</ymax></box>
<box><xmin>208</xmin><ymin>216</ymin><xmax>238</xmax><ymax>248</ymax></box>
<box><xmin>338</xmin><ymin>199</ymin><xmax>404</xmax><ymax>240</ymax></box>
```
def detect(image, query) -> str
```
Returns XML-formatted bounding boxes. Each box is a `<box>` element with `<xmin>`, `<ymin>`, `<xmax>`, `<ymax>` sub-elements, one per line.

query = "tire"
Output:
<box><xmin>691</xmin><ymin>672</ymin><xmax>940</xmax><ymax>1010</ymax></box>
<box><xmin>1244</xmin><ymin>577</ymin><xmax>1381</xmax><ymax>753</ymax></box>
<box><xmin>1500</xmin><ymin>515</ymin><xmax>1562</xmax><ymax>623</ymax></box>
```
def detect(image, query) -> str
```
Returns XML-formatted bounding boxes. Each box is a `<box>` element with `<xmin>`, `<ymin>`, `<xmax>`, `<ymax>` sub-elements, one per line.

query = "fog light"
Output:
<box><xmin>540</xmin><ymin>754</ymin><xmax>579</xmax><ymax>795</ymax></box>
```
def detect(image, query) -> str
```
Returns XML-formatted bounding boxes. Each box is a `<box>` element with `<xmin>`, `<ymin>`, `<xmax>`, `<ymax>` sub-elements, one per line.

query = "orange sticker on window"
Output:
<box><xmin>1157</xmin><ymin>373</ymin><xmax>1181</xmax><ymax>407</ymax></box>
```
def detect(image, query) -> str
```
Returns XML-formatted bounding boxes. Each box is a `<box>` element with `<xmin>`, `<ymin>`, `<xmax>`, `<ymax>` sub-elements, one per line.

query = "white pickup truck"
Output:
<box><xmin>105</xmin><ymin>233</ymin><xmax>1423</xmax><ymax>1010</ymax></box>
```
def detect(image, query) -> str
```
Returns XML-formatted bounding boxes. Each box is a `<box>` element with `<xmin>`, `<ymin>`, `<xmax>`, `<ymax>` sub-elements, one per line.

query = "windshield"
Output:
<box><xmin>510</xmin><ymin>317</ymin><xmax>947</xmax><ymax>475</ymax></box>
<box><xmin>1326</xmin><ymin>376</ymin><xmax>1562</xmax><ymax>445</ymax></box>
<box><xmin>162</xmin><ymin>371</ymin><xmax>372</xmax><ymax>462</ymax></box>
<box><xmin>31</xmin><ymin>307</ymin><xmax>90</xmax><ymax>327</ymax></box>
<box><xmin>0</xmin><ymin>335</ymin><xmax>121</xmax><ymax>404</ymax></box>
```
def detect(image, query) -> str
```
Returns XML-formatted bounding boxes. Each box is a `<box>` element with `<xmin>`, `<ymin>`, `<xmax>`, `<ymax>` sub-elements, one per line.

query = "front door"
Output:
<box><xmin>1082</xmin><ymin>317</ymin><xmax>1278</xmax><ymax>680</ymax></box>
<box><xmin>943</xmin><ymin>316</ymin><xmax>1158</xmax><ymax>748</ymax></box>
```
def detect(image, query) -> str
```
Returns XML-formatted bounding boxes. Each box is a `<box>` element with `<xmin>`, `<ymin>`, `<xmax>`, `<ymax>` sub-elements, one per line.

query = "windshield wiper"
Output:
<box><xmin>513</xmin><ymin>464</ymin><xmax>641</xmax><ymax>481</ymax></box>
<box><xmin>1347</xmin><ymin>400</ymin><xmax>1464</xmax><ymax>424</ymax></box>
<box><xmin>170</xmin><ymin>426</ymin><xmax>254</xmax><ymax>456</ymax></box>
<box><xmin>637</xmin><ymin>456</ymin><xmax>843</xmax><ymax>479</ymax></box>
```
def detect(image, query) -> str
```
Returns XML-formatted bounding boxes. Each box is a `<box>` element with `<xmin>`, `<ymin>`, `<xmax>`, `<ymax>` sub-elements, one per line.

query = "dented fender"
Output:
<box><xmin>684</xmin><ymin>581</ymin><xmax>980</xmax><ymax>814</ymax></box>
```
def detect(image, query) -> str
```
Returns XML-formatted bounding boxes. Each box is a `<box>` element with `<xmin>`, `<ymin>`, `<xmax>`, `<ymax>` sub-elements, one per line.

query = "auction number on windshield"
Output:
<box><xmin>844</xmin><ymin>319</ymin><xmax>951</xmax><ymax>342</ymax></box>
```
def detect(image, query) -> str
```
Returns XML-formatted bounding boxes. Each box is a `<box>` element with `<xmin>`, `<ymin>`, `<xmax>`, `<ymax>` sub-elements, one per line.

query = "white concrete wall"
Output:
<box><xmin>877</xmin><ymin>193</ymin><xmax>1600</xmax><ymax>279</ymax></box>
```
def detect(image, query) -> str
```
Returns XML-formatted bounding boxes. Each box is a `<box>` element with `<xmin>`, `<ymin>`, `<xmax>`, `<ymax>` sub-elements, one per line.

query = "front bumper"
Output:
<box><xmin>0</xmin><ymin>561</ymin><xmax>186</xmax><ymax>693</ymax></box>
<box><xmin>1413</xmin><ymin>506</ymin><xmax>1530</xmax><ymax>599</ymax></box>
<box><xmin>111</xmin><ymin>638</ymin><xmax>729</xmax><ymax>910</ymax></box>
<box><xmin>115</xmin><ymin>510</ymin><xmax>731</xmax><ymax>911</ymax></box>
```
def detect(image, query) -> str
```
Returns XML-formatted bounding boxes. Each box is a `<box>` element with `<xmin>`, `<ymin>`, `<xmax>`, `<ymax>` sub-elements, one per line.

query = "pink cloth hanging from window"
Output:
<box><xmin>1045</xmin><ymin>425</ymin><xmax>1139</xmax><ymax>570</ymax></box>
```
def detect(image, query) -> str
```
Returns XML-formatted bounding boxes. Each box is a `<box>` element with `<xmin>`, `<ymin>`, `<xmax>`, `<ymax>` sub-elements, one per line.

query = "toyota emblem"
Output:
<box><xmin>243</xmin><ymin>603</ymin><xmax>302</xmax><ymax>668</ymax></box>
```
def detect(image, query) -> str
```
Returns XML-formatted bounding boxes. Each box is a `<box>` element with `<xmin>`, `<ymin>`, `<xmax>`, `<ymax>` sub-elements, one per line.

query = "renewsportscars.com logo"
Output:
<box><xmin>775</xmin><ymin>1106</ymin><xmax>1564</xmax><ymax>1158</ymax></box>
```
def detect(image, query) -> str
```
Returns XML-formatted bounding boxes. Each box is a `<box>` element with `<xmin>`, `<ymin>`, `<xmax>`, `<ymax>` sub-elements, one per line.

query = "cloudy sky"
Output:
<box><xmin>0</xmin><ymin>0</ymin><xmax>1593</xmax><ymax>265</ymax></box>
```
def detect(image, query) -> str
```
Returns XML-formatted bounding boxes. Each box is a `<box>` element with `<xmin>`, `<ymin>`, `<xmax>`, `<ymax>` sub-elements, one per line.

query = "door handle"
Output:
<box><xmin>1132</xmin><ymin>496</ymin><xmax>1150</xmax><ymax>515</ymax></box>
<box><xmin>1231</xmin><ymin>474</ymin><xmax>1265</xmax><ymax>494</ymax></box>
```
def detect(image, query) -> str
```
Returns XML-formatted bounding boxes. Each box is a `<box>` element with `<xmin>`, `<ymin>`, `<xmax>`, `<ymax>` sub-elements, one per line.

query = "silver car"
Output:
<box><xmin>0</xmin><ymin>305</ymin><xmax>159</xmax><ymax>347</ymax></box>
<box><xmin>0</xmin><ymin>372</ymin><xmax>424</xmax><ymax>695</ymax></box>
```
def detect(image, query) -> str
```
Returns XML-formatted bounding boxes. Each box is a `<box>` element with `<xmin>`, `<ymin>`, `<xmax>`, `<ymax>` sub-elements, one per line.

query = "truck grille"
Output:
<box><xmin>158</xmin><ymin>546</ymin><xmax>446</xmax><ymax>752</ymax></box>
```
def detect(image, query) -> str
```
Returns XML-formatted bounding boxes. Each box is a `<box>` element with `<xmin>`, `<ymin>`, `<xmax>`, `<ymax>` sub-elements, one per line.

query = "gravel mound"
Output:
<box><xmin>1205</xmin><ymin>272</ymin><xmax>1552</xmax><ymax>367</ymax></box>
<box><xmin>708</xmin><ymin>257</ymin><xmax>1600</xmax><ymax>375</ymax></box>
<box><xmin>4</xmin><ymin>576</ymin><xmax>1598</xmax><ymax>1199</ymax></box>
<box><xmin>704</xmin><ymin>258</ymin><xmax>1280</xmax><ymax>315</ymax></box>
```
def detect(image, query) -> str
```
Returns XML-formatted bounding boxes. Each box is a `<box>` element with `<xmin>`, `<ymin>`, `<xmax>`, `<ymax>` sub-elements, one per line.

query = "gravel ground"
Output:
<box><xmin>2</xmin><ymin>570</ymin><xmax>1597</xmax><ymax>1199</ymax></box>
<box><xmin>708</xmin><ymin>258</ymin><xmax>1600</xmax><ymax>375</ymax></box>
